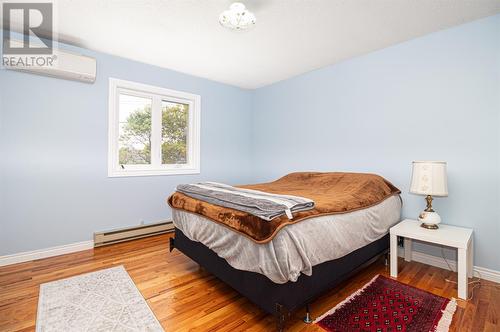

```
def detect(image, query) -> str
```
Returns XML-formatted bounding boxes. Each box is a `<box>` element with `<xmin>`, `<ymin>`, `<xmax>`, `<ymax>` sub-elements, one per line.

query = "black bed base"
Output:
<box><xmin>171</xmin><ymin>228</ymin><xmax>389</xmax><ymax>331</ymax></box>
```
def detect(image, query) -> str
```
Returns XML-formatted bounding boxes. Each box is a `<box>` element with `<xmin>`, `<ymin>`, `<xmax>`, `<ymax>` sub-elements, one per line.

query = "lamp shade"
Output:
<box><xmin>409</xmin><ymin>161</ymin><xmax>448</xmax><ymax>196</ymax></box>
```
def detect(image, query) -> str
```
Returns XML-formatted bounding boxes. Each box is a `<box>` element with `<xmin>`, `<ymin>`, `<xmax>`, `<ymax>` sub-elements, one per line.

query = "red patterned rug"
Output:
<box><xmin>315</xmin><ymin>275</ymin><xmax>457</xmax><ymax>332</ymax></box>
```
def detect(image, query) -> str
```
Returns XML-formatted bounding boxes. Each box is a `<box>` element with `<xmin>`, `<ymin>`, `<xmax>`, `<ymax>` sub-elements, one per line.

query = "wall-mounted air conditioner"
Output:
<box><xmin>3</xmin><ymin>39</ymin><xmax>97</xmax><ymax>84</ymax></box>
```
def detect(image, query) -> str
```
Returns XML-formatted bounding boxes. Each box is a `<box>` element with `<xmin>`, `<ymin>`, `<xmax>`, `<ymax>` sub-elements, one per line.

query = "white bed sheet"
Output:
<box><xmin>172</xmin><ymin>195</ymin><xmax>401</xmax><ymax>284</ymax></box>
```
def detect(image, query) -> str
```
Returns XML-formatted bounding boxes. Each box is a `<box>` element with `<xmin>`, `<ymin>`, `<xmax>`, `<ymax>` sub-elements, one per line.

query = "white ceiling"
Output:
<box><xmin>9</xmin><ymin>0</ymin><xmax>500</xmax><ymax>89</ymax></box>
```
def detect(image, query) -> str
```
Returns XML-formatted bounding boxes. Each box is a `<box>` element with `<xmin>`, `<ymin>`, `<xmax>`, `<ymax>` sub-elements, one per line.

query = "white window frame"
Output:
<box><xmin>108</xmin><ymin>78</ymin><xmax>200</xmax><ymax>177</ymax></box>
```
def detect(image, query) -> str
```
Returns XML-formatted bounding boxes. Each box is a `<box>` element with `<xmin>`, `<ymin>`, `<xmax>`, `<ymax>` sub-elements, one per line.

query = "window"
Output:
<box><xmin>108</xmin><ymin>78</ymin><xmax>200</xmax><ymax>177</ymax></box>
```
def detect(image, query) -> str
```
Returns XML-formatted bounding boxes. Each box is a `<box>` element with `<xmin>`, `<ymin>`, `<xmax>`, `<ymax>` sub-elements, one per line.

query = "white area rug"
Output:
<box><xmin>36</xmin><ymin>266</ymin><xmax>163</xmax><ymax>332</ymax></box>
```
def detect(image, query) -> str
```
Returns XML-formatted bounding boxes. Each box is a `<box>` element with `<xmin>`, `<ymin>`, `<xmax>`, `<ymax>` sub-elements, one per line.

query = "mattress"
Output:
<box><xmin>169</xmin><ymin>172</ymin><xmax>401</xmax><ymax>243</ymax></box>
<box><xmin>173</xmin><ymin>195</ymin><xmax>401</xmax><ymax>284</ymax></box>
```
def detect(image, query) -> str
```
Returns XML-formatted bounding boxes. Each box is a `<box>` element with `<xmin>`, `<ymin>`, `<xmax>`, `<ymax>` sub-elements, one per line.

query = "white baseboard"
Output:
<box><xmin>472</xmin><ymin>266</ymin><xmax>500</xmax><ymax>284</ymax></box>
<box><xmin>0</xmin><ymin>240</ymin><xmax>94</xmax><ymax>267</ymax></box>
<box><xmin>397</xmin><ymin>247</ymin><xmax>500</xmax><ymax>284</ymax></box>
<box><xmin>2</xmin><ymin>239</ymin><xmax>499</xmax><ymax>286</ymax></box>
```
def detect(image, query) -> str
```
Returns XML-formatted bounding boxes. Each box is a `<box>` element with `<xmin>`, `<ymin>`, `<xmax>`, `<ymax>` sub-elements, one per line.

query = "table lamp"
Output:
<box><xmin>409</xmin><ymin>161</ymin><xmax>448</xmax><ymax>229</ymax></box>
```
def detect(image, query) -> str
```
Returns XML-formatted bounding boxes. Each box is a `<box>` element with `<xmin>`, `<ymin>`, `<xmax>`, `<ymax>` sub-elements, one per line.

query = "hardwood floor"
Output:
<box><xmin>1</xmin><ymin>233</ymin><xmax>498</xmax><ymax>332</ymax></box>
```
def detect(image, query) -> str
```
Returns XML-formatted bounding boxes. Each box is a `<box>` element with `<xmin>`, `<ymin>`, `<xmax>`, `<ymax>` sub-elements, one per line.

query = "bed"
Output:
<box><xmin>168</xmin><ymin>172</ymin><xmax>401</xmax><ymax>331</ymax></box>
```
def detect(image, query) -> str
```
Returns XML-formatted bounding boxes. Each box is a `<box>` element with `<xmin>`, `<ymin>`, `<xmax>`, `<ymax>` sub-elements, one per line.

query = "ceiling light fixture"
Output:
<box><xmin>219</xmin><ymin>2</ymin><xmax>256</xmax><ymax>31</ymax></box>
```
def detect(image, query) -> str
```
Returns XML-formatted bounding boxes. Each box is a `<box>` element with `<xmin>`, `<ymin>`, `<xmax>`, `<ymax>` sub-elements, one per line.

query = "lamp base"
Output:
<box><xmin>420</xmin><ymin>223</ymin><xmax>439</xmax><ymax>230</ymax></box>
<box><xmin>418</xmin><ymin>211</ymin><xmax>441</xmax><ymax>230</ymax></box>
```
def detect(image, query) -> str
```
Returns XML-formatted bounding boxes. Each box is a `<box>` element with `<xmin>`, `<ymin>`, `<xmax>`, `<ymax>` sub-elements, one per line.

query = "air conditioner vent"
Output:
<box><xmin>4</xmin><ymin>39</ymin><xmax>97</xmax><ymax>83</ymax></box>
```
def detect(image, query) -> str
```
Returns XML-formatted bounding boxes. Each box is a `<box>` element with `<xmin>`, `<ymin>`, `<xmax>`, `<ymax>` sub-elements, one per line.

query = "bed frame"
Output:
<box><xmin>170</xmin><ymin>227</ymin><xmax>389</xmax><ymax>331</ymax></box>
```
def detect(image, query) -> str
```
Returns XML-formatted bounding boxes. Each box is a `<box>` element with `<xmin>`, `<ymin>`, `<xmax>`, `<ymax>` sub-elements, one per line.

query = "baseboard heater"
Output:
<box><xmin>94</xmin><ymin>221</ymin><xmax>174</xmax><ymax>247</ymax></box>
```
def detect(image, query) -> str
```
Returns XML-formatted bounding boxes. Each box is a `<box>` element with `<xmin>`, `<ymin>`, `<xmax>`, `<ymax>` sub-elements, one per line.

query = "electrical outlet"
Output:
<box><xmin>398</xmin><ymin>237</ymin><xmax>404</xmax><ymax>247</ymax></box>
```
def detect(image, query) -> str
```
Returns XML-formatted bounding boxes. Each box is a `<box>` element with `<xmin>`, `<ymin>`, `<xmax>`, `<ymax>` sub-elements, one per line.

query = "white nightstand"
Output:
<box><xmin>390</xmin><ymin>219</ymin><xmax>473</xmax><ymax>300</ymax></box>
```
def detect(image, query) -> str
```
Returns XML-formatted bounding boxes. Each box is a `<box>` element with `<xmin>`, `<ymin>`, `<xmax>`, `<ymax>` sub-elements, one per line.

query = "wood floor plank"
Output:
<box><xmin>0</xmin><ymin>233</ymin><xmax>498</xmax><ymax>332</ymax></box>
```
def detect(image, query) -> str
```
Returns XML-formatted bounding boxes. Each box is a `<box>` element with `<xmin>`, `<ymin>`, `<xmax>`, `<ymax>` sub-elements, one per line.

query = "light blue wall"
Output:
<box><xmin>1</xmin><ymin>15</ymin><xmax>499</xmax><ymax>272</ymax></box>
<box><xmin>251</xmin><ymin>15</ymin><xmax>500</xmax><ymax>271</ymax></box>
<box><xmin>0</xmin><ymin>39</ymin><xmax>253</xmax><ymax>255</ymax></box>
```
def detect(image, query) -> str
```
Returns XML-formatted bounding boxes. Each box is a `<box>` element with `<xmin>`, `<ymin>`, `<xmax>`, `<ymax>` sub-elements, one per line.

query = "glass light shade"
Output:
<box><xmin>409</xmin><ymin>161</ymin><xmax>448</xmax><ymax>197</ymax></box>
<box><xmin>219</xmin><ymin>2</ymin><xmax>256</xmax><ymax>31</ymax></box>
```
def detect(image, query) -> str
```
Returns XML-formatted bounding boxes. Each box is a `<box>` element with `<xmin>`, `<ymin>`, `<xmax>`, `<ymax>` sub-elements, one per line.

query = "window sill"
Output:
<box><xmin>108</xmin><ymin>168</ymin><xmax>200</xmax><ymax>178</ymax></box>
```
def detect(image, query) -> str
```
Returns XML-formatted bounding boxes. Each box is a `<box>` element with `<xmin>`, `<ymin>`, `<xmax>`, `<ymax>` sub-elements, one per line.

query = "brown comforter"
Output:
<box><xmin>168</xmin><ymin>172</ymin><xmax>401</xmax><ymax>243</ymax></box>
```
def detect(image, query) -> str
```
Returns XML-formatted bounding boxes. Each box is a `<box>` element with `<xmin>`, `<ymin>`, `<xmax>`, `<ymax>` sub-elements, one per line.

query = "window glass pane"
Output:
<box><xmin>118</xmin><ymin>94</ymin><xmax>152</xmax><ymax>165</ymax></box>
<box><xmin>162</xmin><ymin>101</ymin><xmax>189</xmax><ymax>164</ymax></box>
